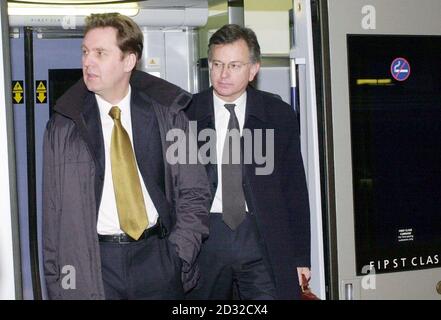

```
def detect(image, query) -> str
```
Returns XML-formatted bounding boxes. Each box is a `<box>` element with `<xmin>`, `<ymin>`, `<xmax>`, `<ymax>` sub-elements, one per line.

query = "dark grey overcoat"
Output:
<box><xmin>43</xmin><ymin>70</ymin><xmax>211</xmax><ymax>299</ymax></box>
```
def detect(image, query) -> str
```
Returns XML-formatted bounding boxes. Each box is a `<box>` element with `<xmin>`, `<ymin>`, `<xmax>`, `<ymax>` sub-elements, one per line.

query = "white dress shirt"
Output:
<box><xmin>210</xmin><ymin>91</ymin><xmax>249</xmax><ymax>213</ymax></box>
<box><xmin>96</xmin><ymin>85</ymin><xmax>159</xmax><ymax>235</ymax></box>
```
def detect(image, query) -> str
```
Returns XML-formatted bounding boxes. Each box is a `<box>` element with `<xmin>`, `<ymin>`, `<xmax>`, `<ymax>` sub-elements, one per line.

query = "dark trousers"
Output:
<box><xmin>99</xmin><ymin>234</ymin><xmax>184</xmax><ymax>299</ymax></box>
<box><xmin>186</xmin><ymin>213</ymin><xmax>276</xmax><ymax>300</ymax></box>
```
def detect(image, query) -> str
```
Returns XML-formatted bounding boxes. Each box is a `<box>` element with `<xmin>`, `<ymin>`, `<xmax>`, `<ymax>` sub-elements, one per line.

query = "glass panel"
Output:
<box><xmin>348</xmin><ymin>35</ymin><xmax>441</xmax><ymax>275</ymax></box>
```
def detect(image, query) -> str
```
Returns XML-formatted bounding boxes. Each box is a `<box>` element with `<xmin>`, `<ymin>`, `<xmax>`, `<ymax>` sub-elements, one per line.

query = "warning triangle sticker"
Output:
<box><xmin>37</xmin><ymin>81</ymin><xmax>46</xmax><ymax>91</ymax></box>
<box><xmin>13</xmin><ymin>82</ymin><xmax>23</xmax><ymax>91</ymax></box>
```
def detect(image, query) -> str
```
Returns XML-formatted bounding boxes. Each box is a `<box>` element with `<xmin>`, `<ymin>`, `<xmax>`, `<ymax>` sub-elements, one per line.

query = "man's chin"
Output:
<box><xmin>213</xmin><ymin>89</ymin><xmax>232</xmax><ymax>98</ymax></box>
<box><xmin>84</xmin><ymin>83</ymin><xmax>99</xmax><ymax>93</ymax></box>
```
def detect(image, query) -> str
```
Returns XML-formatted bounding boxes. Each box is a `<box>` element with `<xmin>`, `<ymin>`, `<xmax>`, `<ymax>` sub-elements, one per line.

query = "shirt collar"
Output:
<box><xmin>213</xmin><ymin>90</ymin><xmax>247</xmax><ymax>116</ymax></box>
<box><xmin>96</xmin><ymin>85</ymin><xmax>131</xmax><ymax>116</ymax></box>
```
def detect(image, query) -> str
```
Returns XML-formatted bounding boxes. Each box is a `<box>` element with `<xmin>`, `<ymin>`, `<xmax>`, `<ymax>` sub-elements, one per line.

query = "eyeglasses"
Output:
<box><xmin>209</xmin><ymin>60</ymin><xmax>251</xmax><ymax>73</ymax></box>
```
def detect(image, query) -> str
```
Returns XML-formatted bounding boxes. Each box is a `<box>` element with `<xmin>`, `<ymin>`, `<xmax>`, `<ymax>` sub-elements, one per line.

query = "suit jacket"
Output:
<box><xmin>43</xmin><ymin>71</ymin><xmax>211</xmax><ymax>299</ymax></box>
<box><xmin>185</xmin><ymin>86</ymin><xmax>311</xmax><ymax>299</ymax></box>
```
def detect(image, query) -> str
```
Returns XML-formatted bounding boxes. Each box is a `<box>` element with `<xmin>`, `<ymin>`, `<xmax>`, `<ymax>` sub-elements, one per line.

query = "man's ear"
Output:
<box><xmin>249</xmin><ymin>62</ymin><xmax>260</xmax><ymax>82</ymax></box>
<box><xmin>124</xmin><ymin>52</ymin><xmax>137</xmax><ymax>72</ymax></box>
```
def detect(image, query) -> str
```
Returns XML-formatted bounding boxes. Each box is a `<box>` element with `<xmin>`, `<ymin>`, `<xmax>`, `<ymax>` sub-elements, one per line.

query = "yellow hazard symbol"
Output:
<box><xmin>12</xmin><ymin>81</ymin><xmax>24</xmax><ymax>104</ymax></box>
<box><xmin>36</xmin><ymin>80</ymin><xmax>47</xmax><ymax>104</ymax></box>
<box><xmin>147</xmin><ymin>57</ymin><xmax>160</xmax><ymax>66</ymax></box>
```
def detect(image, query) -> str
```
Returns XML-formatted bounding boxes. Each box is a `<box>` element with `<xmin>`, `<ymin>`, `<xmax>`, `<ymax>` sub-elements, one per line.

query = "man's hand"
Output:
<box><xmin>297</xmin><ymin>267</ymin><xmax>311</xmax><ymax>286</ymax></box>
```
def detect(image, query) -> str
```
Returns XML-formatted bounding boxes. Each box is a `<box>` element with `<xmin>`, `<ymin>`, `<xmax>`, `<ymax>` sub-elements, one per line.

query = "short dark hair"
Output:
<box><xmin>208</xmin><ymin>24</ymin><xmax>261</xmax><ymax>64</ymax></box>
<box><xmin>84</xmin><ymin>13</ymin><xmax>143</xmax><ymax>61</ymax></box>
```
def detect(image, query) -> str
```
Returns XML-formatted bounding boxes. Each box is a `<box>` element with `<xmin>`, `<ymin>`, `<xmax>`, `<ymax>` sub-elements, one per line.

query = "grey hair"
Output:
<box><xmin>208</xmin><ymin>24</ymin><xmax>261</xmax><ymax>64</ymax></box>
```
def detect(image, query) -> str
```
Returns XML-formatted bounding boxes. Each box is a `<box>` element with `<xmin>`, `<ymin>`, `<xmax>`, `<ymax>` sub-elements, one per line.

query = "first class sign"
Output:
<box><xmin>369</xmin><ymin>254</ymin><xmax>440</xmax><ymax>272</ymax></box>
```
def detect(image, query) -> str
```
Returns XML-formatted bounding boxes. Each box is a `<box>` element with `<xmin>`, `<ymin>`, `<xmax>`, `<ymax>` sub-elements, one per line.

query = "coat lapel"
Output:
<box><xmin>244</xmin><ymin>86</ymin><xmax>267</xmax><ymax>131</ymax></box>
<box><xmin>194</xmin><ymin>89</ymin><xmax>218</xmax><ymax>195</ymax></box>
<box><xmin>80</xmin><ymin>93</ymin><xmax>105</xmax><ymax>211</ymax></box>
<box><xmin>130</xmin><ymin>89</ymin><xmax>169</xmax><ymax>218</ymax></box>
<box><xmin>131</xmin><ymin>88</ymin><xmax>162</xmax><ymax>190</ymax></box>
<box><xmin>131</xmin><ymin>89</ymin><xmax>155</xmax><ymax>174</ymax></box>
<box><xmin>81</xmin><ymin>93</ymin><xmax>105</xmax><ymax>184</ymax></box>
<box><xmin>243</xmin><ymin>87</ymin><xmax>268</xmax><ymax>181</ymax></box>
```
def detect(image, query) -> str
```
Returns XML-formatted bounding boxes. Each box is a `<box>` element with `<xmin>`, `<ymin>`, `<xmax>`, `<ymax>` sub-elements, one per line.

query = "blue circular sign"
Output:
<box><xmin>391</xmin><ymin>57</ymin><xmax>411</xmax><ymax>81</ymax></box>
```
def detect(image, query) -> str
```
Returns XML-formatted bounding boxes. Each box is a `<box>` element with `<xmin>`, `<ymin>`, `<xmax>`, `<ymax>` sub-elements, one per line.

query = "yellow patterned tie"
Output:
<box><xmin>109</xmin><ymin>106</ymin><xmax>148</xmax><ymax>240</ymax></box>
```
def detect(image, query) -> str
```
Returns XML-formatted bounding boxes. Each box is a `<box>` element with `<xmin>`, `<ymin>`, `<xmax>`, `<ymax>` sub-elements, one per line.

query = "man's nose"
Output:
<box><xmin>220</xmin><ymin>65</ymin><xmax>230</xmax><ymax>78</ymax></box>
<box><xmin>82</xmin><ymin>53</ymin><xmax>93</xmax><ymax>67</ymax></box>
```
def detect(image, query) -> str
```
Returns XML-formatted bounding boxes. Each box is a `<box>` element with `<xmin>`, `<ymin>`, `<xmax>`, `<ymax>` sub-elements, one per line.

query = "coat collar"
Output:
<box><xmin>54</xmin><ymin>78</ymin><xmax>88</xmax><ymax>121</ymax></box>
<box><xmin>53</xmin><ymin>70</ymin><xmax>192</xmax><ymax>120</ymax></box>
<box><xmin>193</xmin><ymin>87</ymin><xmax>215</xmax><ymax>123</ymax></box>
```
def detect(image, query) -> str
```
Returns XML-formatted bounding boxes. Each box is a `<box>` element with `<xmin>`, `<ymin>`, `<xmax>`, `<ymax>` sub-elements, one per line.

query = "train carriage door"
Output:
<box><xmin>11</xmin><ymin>26</ymin><xmax>82</xmax><ymax>299</ymax></box>
<box><xmin>0</xmin><ymin>2</ymin><xmax>20</xmax><ymax>300</ymax></box>
<box><xmin>316</xmin><ymin>0</ymin><xmax>441</xmax><ymax>299</ymax></box>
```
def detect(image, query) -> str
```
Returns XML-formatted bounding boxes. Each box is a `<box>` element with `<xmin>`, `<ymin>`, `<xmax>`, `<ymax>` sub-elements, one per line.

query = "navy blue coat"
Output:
<box><xmin>185</xmin><ymin>86</ymin><xmax>311</xmax><ymax>299</ymax></box>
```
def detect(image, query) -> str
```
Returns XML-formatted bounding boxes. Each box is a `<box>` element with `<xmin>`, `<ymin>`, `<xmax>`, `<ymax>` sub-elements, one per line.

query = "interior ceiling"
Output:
<box><xmin>7</xmin><ymin>0</ymin><xmax>207</xmax><ymax>9</ymax></box>
<box><xmin>8</xmin><ymin>0</ymin><xmax>141</xmax><ymax>4</ymax></box>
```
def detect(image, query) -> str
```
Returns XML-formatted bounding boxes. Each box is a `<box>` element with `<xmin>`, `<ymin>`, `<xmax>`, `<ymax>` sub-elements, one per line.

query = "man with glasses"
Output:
<box><xmin>185</xmin><ymin>24</ymin><xmax>311</xmax><ymax>300</ymax></box>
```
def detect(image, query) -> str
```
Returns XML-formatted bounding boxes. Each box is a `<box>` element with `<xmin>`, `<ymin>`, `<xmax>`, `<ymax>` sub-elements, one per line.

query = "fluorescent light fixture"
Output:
<box><xmin>8</xmin><ymin>2</ymin><xmax>139</xmax><ymax>16</ymax></box>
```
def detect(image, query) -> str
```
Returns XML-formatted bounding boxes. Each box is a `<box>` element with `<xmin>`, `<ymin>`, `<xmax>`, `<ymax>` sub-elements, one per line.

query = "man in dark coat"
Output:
<box><xmin>185</xmin><ymin>24</ymin><xmax>311</xmax><ymax>300</ymax></box>
<box><xmin>42</xmin><ymin>13</ymin><xmax>211</xmax><ymax>299</ymax></box>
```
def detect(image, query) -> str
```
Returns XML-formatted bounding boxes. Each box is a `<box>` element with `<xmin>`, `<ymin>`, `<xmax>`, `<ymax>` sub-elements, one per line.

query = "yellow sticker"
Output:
<box><xmin>36</xmin><ymin>80</ymin><xmax>47</xmax><ymax>104</ymax></box>
<box><xmin>147</xmin><ymin>57</ymin><xmax>160</xmax><ymax>67</ymax></box>
<box><xmin>12</xmin><ymin>80</ymin><xmax>24</xmax><ymax>104</ymax></box>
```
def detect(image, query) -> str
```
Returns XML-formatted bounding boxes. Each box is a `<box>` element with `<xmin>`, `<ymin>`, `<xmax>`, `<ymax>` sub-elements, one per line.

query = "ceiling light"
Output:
<box><xmin>8</xmin><ymin>2</ymin><xmax>140</xmax><ymax>16</ymax></box>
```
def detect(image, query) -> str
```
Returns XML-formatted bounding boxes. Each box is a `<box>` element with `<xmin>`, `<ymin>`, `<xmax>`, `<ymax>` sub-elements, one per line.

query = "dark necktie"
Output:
<box><xmin>109</xmin><ymin>106</ymin><xmax>148</xmax><ymax>240</ymax></box>
<box><xmin>222</xmin><ymin>103</ymin><xmax>246</xmax><ymax>230</ymax></box>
